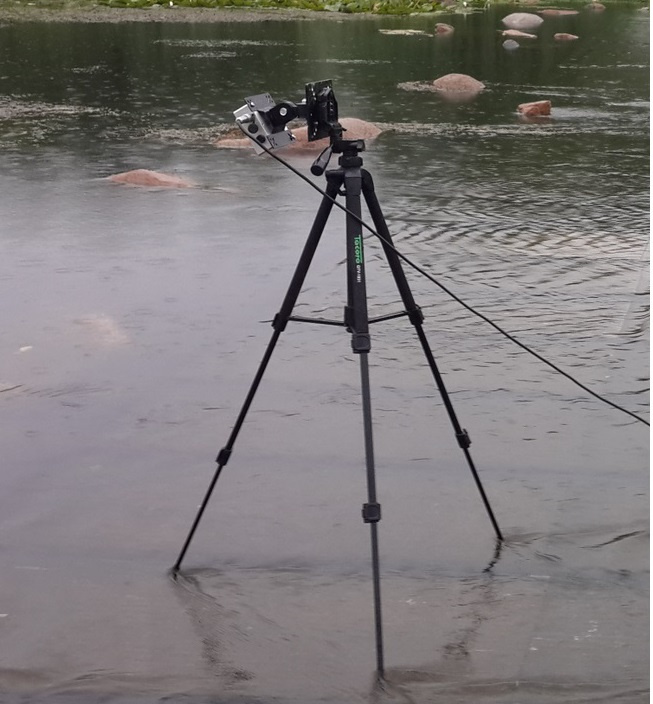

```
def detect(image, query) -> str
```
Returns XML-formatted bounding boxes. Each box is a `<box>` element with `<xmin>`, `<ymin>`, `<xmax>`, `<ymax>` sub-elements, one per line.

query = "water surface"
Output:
<box><xmin>0</xmin><ymin>6</ymin><xmax>649</xmax><ymax>703</ymax></box>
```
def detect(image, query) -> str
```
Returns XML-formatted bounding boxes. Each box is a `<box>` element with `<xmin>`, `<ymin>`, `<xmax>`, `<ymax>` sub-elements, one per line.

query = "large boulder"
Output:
<box><xmin>501</xmin><ymin>12</ymin><xmax>544</xmax><ymax>30</ymax></box>
<box><xmin>215</xmin><ymin>117</ymin><xmax>383</xmax><ymax>153</ymax></box>
<box><xmin>107</xmin><ymin>169</ymin><xmax>194</xmax><ymax>188</ymax></box>
<box><xmin>431</xmin><ymin>73</ymin><xmax>485</xmax><ymax>102</ymax></box>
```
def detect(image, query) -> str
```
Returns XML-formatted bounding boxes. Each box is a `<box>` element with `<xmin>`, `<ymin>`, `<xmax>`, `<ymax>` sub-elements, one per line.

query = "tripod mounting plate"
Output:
<box><xmin>234</xmin><ymin>93</ymin><xmax>295</xmax><ymax>155</ymax></box>
<box><xmin>233</xmin><ymin>80</ymin><xmax>342</xmax><ymax>155</ymax></box>
<box><xmin>333</xmin><ymin>138</ymin><xmax>366</xmax><ymax>154</ymax></box>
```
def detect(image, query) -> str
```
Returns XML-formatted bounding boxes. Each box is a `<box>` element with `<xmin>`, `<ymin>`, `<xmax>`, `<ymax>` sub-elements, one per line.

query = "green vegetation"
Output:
<box><xmin>0</xmin><ymin>0</ymin><xmax>647</xmax><ymax>16</ymax></box>
<box><xmin>0</xmin><ymin>0</ymin><xmax>508</xmax><ymax>15</ymax></box>
<box><xmin>94</xmin><ymin>0</ymin><xmax>455</xmax><ymax>14</ymax></box>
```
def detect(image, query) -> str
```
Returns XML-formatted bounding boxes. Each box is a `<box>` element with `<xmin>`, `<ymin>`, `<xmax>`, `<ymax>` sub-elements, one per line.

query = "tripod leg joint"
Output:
<box><xmin>272</xmin><ymin>313</ymin><xmax>287</xmax><ymax>332</ymax></box>
<box><xmin>408</xmin><ymin>306</ymin><xmax>424</xmax><ymax>326</ymax></box>
<box><xmin>456</xmin><ymin>429</ymin><xmax>472</xmax><ymax>449</ymax></box>
<box><xmin>362</xmin><ymin>502</ymin><xmax>382</xmax><ymax>523</ymax></box>
<box><xmin>216</xmin><ymin>447</ymin><xmax>232</xmax><ymax>465</ymax></box>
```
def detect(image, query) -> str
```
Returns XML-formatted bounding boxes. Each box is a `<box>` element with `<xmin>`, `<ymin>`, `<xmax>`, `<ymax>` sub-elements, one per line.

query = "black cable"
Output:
<box><xmin>236</xmin><ymin>125</ymin><xmax>650</xmax><ymax>428</ymax></box>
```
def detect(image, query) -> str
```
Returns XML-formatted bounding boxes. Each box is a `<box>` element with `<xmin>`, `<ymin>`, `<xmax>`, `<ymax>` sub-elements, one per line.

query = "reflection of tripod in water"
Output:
<box><xmin>172</xmin><ymin>137</ymin><xmax>503</xmax><ymax>678</ymax></box>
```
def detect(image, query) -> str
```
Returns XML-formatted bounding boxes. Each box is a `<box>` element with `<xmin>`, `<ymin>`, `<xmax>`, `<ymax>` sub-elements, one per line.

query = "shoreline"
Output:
<box><xmin>0</xmin><ymin>2</ymin><xmax>378</xmax><ymax>22</ymax></box>
<box><xmin>0</xmin><ymin>0</ymin><xmax>646</xmax><ymax>24</ymax></box>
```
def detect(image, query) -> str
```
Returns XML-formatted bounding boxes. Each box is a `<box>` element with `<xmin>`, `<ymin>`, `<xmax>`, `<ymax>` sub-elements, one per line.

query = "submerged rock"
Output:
<box><xmin>502</xmin><ymin>29</ymin><xmax>537</xmax><ymax>39</ymax></box>
<box><xmin>503</xmin><ymin>39</ymin><xmax>520</xmax><ymax>51</ymax></box>
<box><xmin>379</xmin><ymin>28</ymin><xmax>430</xmax><ymax>36</ymax></box>
<box><xmin>538</xmin><ymin>8</ymin><xmax>579</xmax><ymax>16</ymax></box>
<box><xmin>431</xmin><ymin>73</ymin><xmax>485</xmax><ymax>101</ymax></box>
<box><xmin>501</xmin><ymin>12</ymin><xmax>544</xmax><ymax>30</ymax></box>
<box><xmin>214</xmin><ymin>117</ymin><xmax>383</xmax><ymax>153</ymax></box>
<box><xmin>107</xmin><ymin>169</ymin><xmax>194</xmax><ymax>188</ymax></box>
<box><xmin>554</xmin><ymin>32</ymin><xmax>579</xmax><ymax>41</ymax></box>
<box><xmin>434</xmin><ymin>23</ymin><xmax>455</xmax><ymax>36</ymax></box>
<box><xmin>517</xmin><ymin>100</ymin><xmax>552</xmax><ymax>117</ymax></box>
<box><xmin>585</xmin><ymin>1</ymin><xmax>606</xmax><ymax>9</ymax></box>
<box><xmin>74</xmin><ymin>314</ymin><xmax>130</xmax><ymax>346</ymax></box>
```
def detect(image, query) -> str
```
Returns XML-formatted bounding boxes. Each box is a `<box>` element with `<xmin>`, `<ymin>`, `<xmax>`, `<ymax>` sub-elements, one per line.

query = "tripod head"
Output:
<box><xmin>311</xmin><ymin>137</ymin><xmax>365</xmax><ymax>176</ymax></box>
<box><xmin>233</xmin><ymin>79</ymin><xmax>366</xmax><ymax>173</ymax></box>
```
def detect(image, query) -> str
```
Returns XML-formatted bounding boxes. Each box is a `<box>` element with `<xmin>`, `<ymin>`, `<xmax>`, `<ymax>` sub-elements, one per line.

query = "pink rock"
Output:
<box><xmin>502</xmin><ymin>29</ymin><xmax>538</xmax><ymax>39</ymax></box>
<box><xmin>431</xmin><ymin>73</ymin><xmax>485</xmax><ymax>101</ymax></box>
<box><xmin>502</xmin><ymin>12</ymin><xmax>544</xmax><ymax>30</ymax></box>
<box><xmin>433</xmin><ymin>73</ymin><xmax>485</xmax><ymax>94</ymax></box>
<box><xmin>214</xmin><ymin>134</ymin><xmax>252</xmax><ymax>150</ymax></box>
<box><xmin>107</xmin><ymin>169</ymin><xmax>194</xmax><ymax>188</ymax></box>
<box><xmin>517</xmin><ymin>100</ymin><xmax>552</xmax><ymax>117</ymax></box>
<box><xmin>292</xmin><ymin>117</ymin><xmax>382</xmax><ymax>148</ymax></box>
<box><xmin>215</xmin><ymin>117</ymin><xmax>383</xmax><ymax>153</ymax></box>
<box><xmin>586</xmin><ymin>1</ymin><xmax>605</xmax><ymax>10</ymax></box>
<box><xmin>554</xmin><ymin>32</ymin><xmax>579</xmax><ymax>40</ymax></box>
<box><xmin>538</xmin><ymin>8</ymin><xmax>579</xmax><ymax>15</ymax></box>
<box><xmin>435</xmin><ymin>23</ymin><xmax>455</xmax><ymax>35</ymax></box>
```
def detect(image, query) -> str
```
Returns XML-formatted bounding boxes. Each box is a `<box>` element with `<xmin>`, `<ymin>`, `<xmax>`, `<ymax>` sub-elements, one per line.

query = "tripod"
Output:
<box><xmin>172</xmin><ymin>137</ymin><xmax>503</xmax><ymax>678</ymax></box>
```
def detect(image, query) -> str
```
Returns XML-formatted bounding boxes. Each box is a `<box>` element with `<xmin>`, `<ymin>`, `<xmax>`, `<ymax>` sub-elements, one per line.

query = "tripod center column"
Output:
<box><xmin>337</xmin><ymin>146</ymin><xmax>385</xmax><ymax>675</ymax></box>
<box><xmin>342</xmin><ymin>154</ymin><xmax>371</xmax><ymax>354</ymax></box>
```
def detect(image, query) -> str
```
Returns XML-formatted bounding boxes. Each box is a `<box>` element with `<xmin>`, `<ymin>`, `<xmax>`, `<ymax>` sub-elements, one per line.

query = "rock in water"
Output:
<box><xmin>434</xmin><ymin>23</ymin><xmax>455</xmax><ymax>35</ymax></box>
<box><xmin>554</xmin><ymin>32</ymin><xmax>579</xmax><ymax>41</ymax></box>
<box><xmin>538</xmin><ymin>8</ymin><xmax>579</xmax><ymax>16</ymax></box>
<box><xmin>289</xmin><ymin>117</ymin><xmax>382</xmax><ymax>148</ymax></box>
<box><xmin>107</xmin><ymin>169</ymin><xmax>194</xmax><ymax>188</ymax></box>
<box><xmin>379</xmin><ymin>28</ymin><xmax>430</xmax><ymax>35</ymax></box>
<box><xmin>502</xmin><ymin>29</ymin><xmax>537</xmax><ymax>39</ymax></box>
<box><xmin>517</xmin><ymin>100</ymin><xmax>552</xmax><ymax>117</ymax></box>
<box><xmin>215</xmin><ymin>117</ymin><xmax>383</xmax><ymax>152</ymax></box>
<box><xmin>431</xmin><ymin>73</ymin><xmax>485</xmax><ymax>101</ymax></box>
<box><xmin>501</xmin><ymin>12</ymin><xmax>544</xmax><ymax>30</ymax></box>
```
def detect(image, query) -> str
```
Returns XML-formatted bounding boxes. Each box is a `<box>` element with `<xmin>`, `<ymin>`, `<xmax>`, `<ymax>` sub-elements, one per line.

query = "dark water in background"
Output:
<box><xmin>0</xmin><ymin>6</ymin><xmax>649</xmax><ymax>703</ymax></box>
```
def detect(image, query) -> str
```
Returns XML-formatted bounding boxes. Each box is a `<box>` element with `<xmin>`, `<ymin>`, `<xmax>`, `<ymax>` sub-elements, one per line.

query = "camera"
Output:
<box><xmin>233</xmin><ymin>80</ymin><xmax>340</xmax><ymax>155</ymax></box>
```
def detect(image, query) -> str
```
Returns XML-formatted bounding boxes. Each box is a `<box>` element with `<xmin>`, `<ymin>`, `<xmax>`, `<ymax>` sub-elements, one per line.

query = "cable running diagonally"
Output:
<box><xmin>237</xmin><ymin>125</ymin><xmax>650</xmax><ymax>428</ymax></box>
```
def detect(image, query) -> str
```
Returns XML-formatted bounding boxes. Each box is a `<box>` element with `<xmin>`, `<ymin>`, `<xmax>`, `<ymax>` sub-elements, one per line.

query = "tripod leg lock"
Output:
<box><xmin>456</xmin><ymin>429</ymin><xmax>472</xmax><ymax>449</ymax></box>
<box><xmin>362</xmin><ymin>502</ymin><xmax>382</xmax><ymax>523</ymax></box>
<box><xmin>408</xmin><ymin>306</ymin><xmax>424</xmax><ymax>326</ymax></box>
<box><xmin>352</xmin><ymin>333</ymin><xmax>371</xmax><ymax>353</ymax></box>
<box><xmin>216</xmin><ymin>447</ymin><xmax>232</xmax><ymax>465</ymax></box>
<box><xmin>272</xmin><ymin>313</ymin><xmax>288</xmax><ymax>332</ymax></box>
<box><xmin>344</xmin><ymin>310</ymin><xmax>371</xmax><ymax>352</ymax></box>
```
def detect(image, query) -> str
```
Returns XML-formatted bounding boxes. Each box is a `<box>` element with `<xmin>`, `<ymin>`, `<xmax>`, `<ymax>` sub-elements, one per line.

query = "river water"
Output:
<box><xmin>0</xmin><ymin>5</ymin><xmax>649</xmax><ymax>703</ymax></box>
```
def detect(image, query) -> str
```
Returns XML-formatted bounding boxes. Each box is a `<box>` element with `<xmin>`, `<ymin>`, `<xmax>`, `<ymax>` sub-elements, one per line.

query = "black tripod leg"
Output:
<box><xmin>408</xmin><ymin>327</ymin><xmax>503</xmax><ymax>542</ymax></box>
<box><xmin>343</xmin><ymin>165</ymin><xmax>385</xmax><ymax>677</ymax></box>
<box><xmin>360</xmin><ymin>354</ymin><xmax>384</xmax><ymax>678</ymax></box>
<box><xmin>361</xmin><ymin>171</ymin><xmax>503</xmax><ymax>542</ymax></box>
<box><xmin>172</xmin><ymin>175</ymin><xmax>343</xmax><ymax>573</ymax></box>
